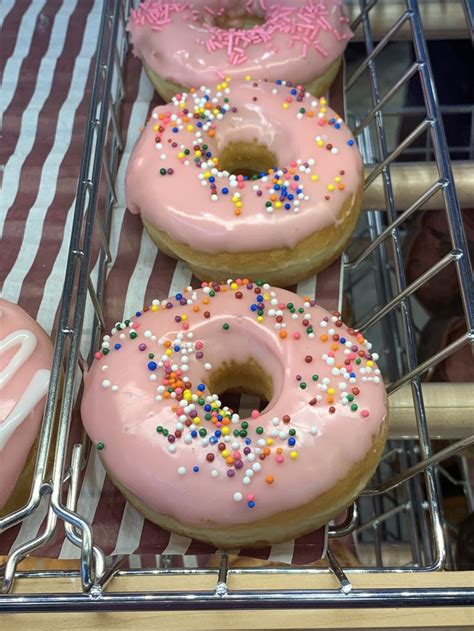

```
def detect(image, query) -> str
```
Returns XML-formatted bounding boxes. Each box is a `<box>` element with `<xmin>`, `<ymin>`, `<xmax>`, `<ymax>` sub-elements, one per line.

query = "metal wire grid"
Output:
<box><xmin>1</xmin><ymin>0</ymin><xmax>473</xmax><ymax>611</ymax></box>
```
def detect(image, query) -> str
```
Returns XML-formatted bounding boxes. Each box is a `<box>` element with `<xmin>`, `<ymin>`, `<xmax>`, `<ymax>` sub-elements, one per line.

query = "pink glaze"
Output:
<box><xmin>128</xmin><ymin>1</ymin><xmax>352</xmax><ymax>86</ymax></box>
<box><xmin>125</xmin><ymin>80</ymin><xmax>363</xmax><ymax>252</ymax></box>
<box><xmin>0</xmin><ymin>299</ymin><xmax>53</xmax><ymax>510</ymax></box>
<box><xmin>81</xmin><ymin>283</ymin><xmax>387</xmax><ymax>526</ymax></box>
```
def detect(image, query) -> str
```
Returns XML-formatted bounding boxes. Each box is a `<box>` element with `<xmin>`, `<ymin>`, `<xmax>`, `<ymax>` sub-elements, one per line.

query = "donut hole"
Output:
<box><xmin>211</xmin><ymin>14</ymin><xmax>265</xmax><ymax>30</ymax></box>
<box><xmin>219</xmin><ymin>142</ymin><xmax>278</xmax><ymax>180</ymax></box>
<box><xmin>206</xmin><ymin>358</ymin><xmax>273</xmax><ymax>416</ymax></box>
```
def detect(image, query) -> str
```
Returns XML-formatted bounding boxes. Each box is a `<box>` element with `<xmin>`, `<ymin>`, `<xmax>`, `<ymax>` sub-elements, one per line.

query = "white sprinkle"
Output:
<box><xmin>204</xmin><ymin>362</ymin><xmax>212</xmax><ymax>370</ymax></box>
<box><xmin>310</xmin><ymin>426</ymin><xmax>318</xmax><ymax>435</ymax></box>
<box><xmin>101</xmin><ymin>380</ymin><xmax>111</xmax><ymax>389</ymax></box>
<box><xmin>233</xmin><ymin>492</ymin><xmax>243</xmax><ymax>502</ymax></box>
<box><xmin>178</xmin><ymin>466</ymin><xmax>186</xmax><ymax>475</ymax></box>
<box><xmin>168</xmin><ymin>444</ymin><xmax>177</xmax><ymax>453</ymax></box>
<box><xmin>211</xmin><ymin>469</ymin><xmax>219</xmax><ymax>478</ymax></box>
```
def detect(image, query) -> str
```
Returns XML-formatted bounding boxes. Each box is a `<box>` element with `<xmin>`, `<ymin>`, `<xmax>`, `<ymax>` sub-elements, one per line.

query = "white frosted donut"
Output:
<box><xmin>0</xmin><ymin>299</ymin><xmax>53</xmax><ymax>514</ymax></box>
<box><xmin>81</xmin><ymin>282</ymin><xmax>387</xmax><ymax>548</ymax></box>
<box><xmin>128</xmin><ymin>0</ymin><xmax>352</xmax><ymax>100</ymax></box>
<box><xmin>125</xmin><ymin>79</ymin><xmax>363</xmax><ymax>286</ymax></box>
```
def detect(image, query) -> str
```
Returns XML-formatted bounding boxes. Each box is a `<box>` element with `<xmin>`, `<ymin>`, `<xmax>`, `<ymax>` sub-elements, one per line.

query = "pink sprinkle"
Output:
<box><xmin>278</xmin><ymin>303</ymin><xmax>286</xmax><ymax>309</ymax></box>
<box><xmin>276</xmin><ymin>455</ymin><xmax>284</xmax><ymax>463</ymax></box>
<box><xmin>361</xmin><ymin>410</ymin><xmax>370</xmax><ymax>418</ymax></box>
<box><xmin>183</xmin><ymin>323</ymin><xmax>189</xmax><ymax>330</ymax></box>
<box><xmin>293</xmin><ymin>332</ymin><xmax>301</xmax><ymax>340</ymax></box>
<box><xmin>233</xmin><ymin>451</ymin><xmax>241</xmax><ymax>460</ymax></box>
<box><xmin>246</xmin><ymin>494</ymin><xmax>254</xmax><ymax>501</ymax></box>
<box><xmin>132</xmin><ymin>322</ymin><xmax>139</xmax><ymax>329</ymax></box>
<box><xmin>251</xmin><ymin>410</ymin><xmax>260</xmax><ymax>419</ymax></box>
<box><xmin>195</xmin><ymin>341</ymin><xmax>204</xmax><ymax>350</ymax></box>
<box><xmin>95</xmin><ymin>352</ymin><xmax>102</xmax><ymax>360</ymax></box>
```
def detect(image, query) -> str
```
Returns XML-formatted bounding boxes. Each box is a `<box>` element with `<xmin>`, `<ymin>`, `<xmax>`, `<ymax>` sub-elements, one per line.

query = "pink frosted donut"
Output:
<box><xmin>125</xmin><ymin>79</ymin><xmax>363</xmax><ymax>286</ymax></box>
<box><xmin>128</xmin><ymin>1</ymin><xmax>353</xmax><ymax>100</ymax></box>
<box><xmin>81</xmin><ymin>282</ymin><xmax>387</xmax><ymax>548</ymax></box>
<box><xmin>0</xmin><ymin>299</ymin><xmax>53</xmax><ymax>514</ymax></box>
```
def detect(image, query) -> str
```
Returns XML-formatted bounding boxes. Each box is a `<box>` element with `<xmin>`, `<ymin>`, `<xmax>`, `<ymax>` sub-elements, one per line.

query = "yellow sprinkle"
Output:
<box><xmin>266</xmin><ymin>438</ymin><xmax>273</xmax><ymax>446</ymax></box>
<box><xmin>317</xmin><ymin>140</ymin><xmax>324</xmax><ymax>147</ymax></box>
<box><xmin>235</xmin><ymin>201</ymin><xmax>242</xmax><ymax>208</ymax></box>
<box><xmin>230</xmin><ymin>282</ymin><xmax>238</xmax><ymax>290</ymax></box>
<box><xmin>187</xmin><ymin>124</ymin><xmax>194</xmax><ymax>132</ymax></box>
<box><xmin>181</xmin><ymin>314</ymin><xmax>187</xmax><ymax>321</ymax></box>
<box><xmin>321</xmin><ymin>107</ymin><xmax>326</xmax><ymax>113</ymax></box>
<box><xmin>222</xmin><ymin>450</ymin><xmax>229</xmax><ymax>458</ymax></box>
<box><xmin>263</xmin><ymin>293</ymin><xmax>270</xmax><ymax>300</ymax></box>
<box><xmin>222</xmin><ymin>81</ymin><xmax>228</xmax><ymax>89</ymax></box>
<box><xmin>290</xmin><ymin>451</ymin><xmax>298</xmax><ymax>459</ymax></box>
<box><xmin>178</xmin><ymin>152</ymin><xmax>184</xmax><ymax>159</ymax></box>
<box><xmin>222</xmin><ymin>427</ymin><xmax>230</xmax><ymax>435</ymax></box>
<box><xmin>183</xmin><ymin>390</ymin><xmax>192</xmax><ymax>401</ymax></box>
<box><xmin>179</xmin><ymin>102</ymin><xmax>185</xmax><ymax>109</ymax></box>
<box><xmin>311</xmin><ymin>174</ymin><xmax>319</xmax><ymax>181</ymax></box>
<box><xmin>328</xmin><ymin>388</ymin><xmax>335</xmax><ymax>395</ymax></box>
<box><xmin>282</xmin><ymin>102</ymin><xmax>289</xmax><ymax>109</ymax></box>
<box><xmin>275</xmin><ymin>201</ymin><xmax>282</xmax><ymax>208</ymax></box>
<box><xmin>153</xmin><ymin>124</ymin><xmax>159</xmax><ymax>132</ymax></box>
<box><xmin>367</xmin><ymin>360</ymin><xmax>374</xmax><ymax>367</ymax></box>
<box><xmin>204</xmin><ymin>171</ymin><xmax>211</xmax><ymax>179</ymax></box>
<box><xmin>195</xmin><ymin>150</ymin><xmax>202</xmax><ymax>157</ymax></box>
<box><xmin>245</xmin><ymin>75</ymin><xmax>252</xmax><ymax>81</ymax></box>
<box><xmin>334</xmin><ymin>176</ymin><xmax>341</xmax><ymax>183</ymax></box>
<box><xmin>165</xmin><ymin>349</ymin><xmax>172</xmax><ymax>356</ymax></box>
<box><xmin>320</xmin><ymin>97</ymin><xmax>327</xmax><ymax>105</ymax></box>
<box><xmin>151</xmin><ymin>305</ymin><xmax>158</xmax><ymax>312</ymax></box>
<box><xmin>327</xmin><ymin>184</ymin><xmax>335</xmax><ymax>191</ymax></box>
<box><xmin>257</xmin><ymin>315</ymin><xmax>264</xmax><ymax>322</ymax></box>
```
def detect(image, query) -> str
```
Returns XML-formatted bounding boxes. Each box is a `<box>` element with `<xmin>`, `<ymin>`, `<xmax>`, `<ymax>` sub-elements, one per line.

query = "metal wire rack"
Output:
<box><xmin>1</xmin><ymin>0</ymin><xmax>473</xmax><ymax>612</ymax></box>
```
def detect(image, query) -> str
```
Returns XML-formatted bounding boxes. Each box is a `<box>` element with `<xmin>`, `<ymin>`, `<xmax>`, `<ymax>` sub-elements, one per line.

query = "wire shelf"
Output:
<box><xmin>1</xmin><ymin>0</ymin><xmax>473</xmax><ymax>612</ymax></box>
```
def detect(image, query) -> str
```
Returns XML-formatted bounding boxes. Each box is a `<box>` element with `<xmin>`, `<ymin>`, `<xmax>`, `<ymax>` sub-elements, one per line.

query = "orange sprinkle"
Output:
<box><xmin>163</xmin><ymin>392</ymin><xmax>170</xmax><ymax>399</ymax></box>
<box><xmin>263</xmin><ymin>447</ymin><xmax>271</xmax><ymax>456</ymax></box>
<box><xmin>279</xmin><ymin>330</ymin><xmax>288</xmax><ymax>339</ymax></box>
<box><xmin>276</xmin><ymin>447</ymin><xmax>283</xmax><ymax>454</ymax></box>
<box><xmin>337</xmin><ymin>183</ymin><xmax>345</xmax><ymax>190</ymax></box>
<box><xmin>265</xmin><ymin>476</ymin><xmax>274</xmax><ymax>485</ymax></box>
<box><xmin>234</xmin><ymin>209</ymin><xmax>241</xmax><ymax>216</ymax></box>
<box><xmin>320</xmin><ymin>334</ymin><xmax>328</xmax><ymax>342</ymax></box>
<box><xmin>203</xmin><ymin>298</ymin><xmax>209</xmax><ymax>304</ymax></box>
<box><xmin>327</xmin><ymin>396</ymin><xmax>334</xmax><ymax>404</ymax></box>
<box><xmin>331</xmin><ymin>343</ymin><xmax>339</xmax><ymax>351</ymax></box>
<box><xmin>164</xmin><ymin>340</ymin><xmax>171</xmax><ymax>348</ymax></box>
<box><xmin>208</xmin><ymin>129</ymin><xmax>215</xmax><ymax>137</ymax></box>
<box><xmin>192</xmin><ymin>306</ymin><xmax>200</xmax><ymax>312</ymax></box>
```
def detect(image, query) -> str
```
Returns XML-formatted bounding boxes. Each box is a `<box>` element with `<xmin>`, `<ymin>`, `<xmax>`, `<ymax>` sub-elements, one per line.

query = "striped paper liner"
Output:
<box><xmin>0</xmin><ymin>1</ymin><xmax>346</xmax><ymax>564</ymax></box>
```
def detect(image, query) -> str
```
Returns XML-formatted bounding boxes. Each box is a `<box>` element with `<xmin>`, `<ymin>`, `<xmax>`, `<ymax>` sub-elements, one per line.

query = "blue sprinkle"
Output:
<box><xmin>206</xmin><ymin>151</ymin><xmax>212</xmax><ymax>158</ymax></box>
<box><xmin>274</xmin><ymin>184</ymin><xmax>280</xmax><ymax>190</ymax></box>
<box><xmin>191</xmin><ymin>430</ymin><xmax>198</xmax><ymax>438</ymax></box>
<box><xmin>176</xmin><ymin>293</ymin><xmax>182</xmax><ymax>300</ymax></box>
<box><xmin>210</xmin><ymin>436</ymin><xmax>218</xmax><ymax>445</ymax></box>
<box><xmin>217</xmin><ymin>414</ymin><xmax>223</xmax><ymax>421</ymax></box>
<box><xmin>285</xmin><ymin>203</ymin><xmax>291</xmax><ymax>209</ymax></box>
<box><xmin>276</xmin><ymin>80</ymin><xmax>282</xmax><ymax>85</ymax></box>
<box><xmin>259</xmin><ymin>172</ymin><xmax>266</xmax><ymax>178</ymax></box>
<box><xmin>330</xmin><ymin>118</ymin><xmax>336</xmax><ymax>124</ymax></box>
<box><xmin>293</xmin><ymin>175</ymin><xmax>300</xmax><ymax>181</ymax></box>
<box><xmin>135</xmin><ymin>311</ymin><xmax>142</xmax><ymax>317</ymax></box>
<box><xmin>197</xmin><ymin>121</ymin><xmax>203</xmax><ymax>127</ymax></box>
<box><xmin>287</xmin><ymin>194</ymin><xmax>294</xmax><ymax>201</ymax></box>
<box><xmin>215</xmin><ymin>430</ymin><xmax>222</xmax><ymax>438</ymax></box>
<box><xmin>296</xmin><ymin>188</ymin><xmax>302</xmax><ymax>194</ymax></box>
<box><xmin>350</xmin><ymin>372</ymin><xmax>356</xmax><ymax>378</ymax></box>
<box><xmin>335</xmin><ymin>123</ymin><xmax>341</xmax><ymax>129</ymax></box>
<box><xmin>198</xmin><ymin>383</ymin><xmax>206</xmax><ymax>391</ymax></box>
<box><xmin>222</xmin><ymin>187</ymin><xmax>229</xmax><ymax>194</ymax></box>
<box><xmin>257</xmin><ymin>295</ymin><xmax>264</xmax><ymax>303</ymax></box>
<box><xmin>174</xmin><ymin>345</ymin><xmax>180</xmax><ymax>352</ymax></box>
<box><xmin>340</xmin><ymin>337</ymin><xmax>346</xmax><ymax>344</ymax></box>
<box><xmin>291</xmin><ymin>88</ymin><xmax>297</xmax><ymax>95</ymax></box>
<box><xmin>245</xmin><ymin>438</ymin><xmax>251</xmax><ymax>445</ymax></box>
<box><xmin>248</xmin><ymin>501</ymin><xmax>255</xmax><ymax>508</ymax></box>
<box><xmin>204</xmin><ymin>404</ymin><xmax>211</xmax><ymax>412</ymax></box>
<box><xmin>148</xmin><ymin>361</ymin><xmax>157</xmax><ymax>371</ymax></box>
<box><xmin>348</xmin><ymin>139</ymin><xmax>354</xmax><ymax>146</ymax></box>
<box><xmin>209</xmin><ymin>176</ymin><xmax>215</xmax><ymax>183</ymax></box>
<box><xmin>250</xmin><ymin>304</ymin><xmax>258</xmax><ymax>312</ymax></box>
<box><xmin>172</xmin><ymin>127</ymin><xmax>178</xmax><ymax>133</ymax></box>
<box><xmin>114</xmin><ymin>343</ymin><xmax>121</xmax><ymax>350</ymax></box>
<box><xmin>288</xmin><ymin>437</ymin><xmax>296</xmax><ymax>446</ymax></box>
<box><xmin>193</xmin><ymin>466</ymin><xmax>199</xmax><ymax>473</ymax></box>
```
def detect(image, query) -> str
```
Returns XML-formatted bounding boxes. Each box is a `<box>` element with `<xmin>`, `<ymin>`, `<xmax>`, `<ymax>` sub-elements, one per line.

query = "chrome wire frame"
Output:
<box><xmin>1</xmin><ymin>0</ymin><xmax>473</xmax><ymax>611</ymax></box>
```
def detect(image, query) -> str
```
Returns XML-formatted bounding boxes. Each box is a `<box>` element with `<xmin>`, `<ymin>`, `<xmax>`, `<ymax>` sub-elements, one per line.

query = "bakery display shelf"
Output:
<box><xmin>1</xmin><ymin>0</ymin><xmax>473</xmax><ymax>617</ymax></box>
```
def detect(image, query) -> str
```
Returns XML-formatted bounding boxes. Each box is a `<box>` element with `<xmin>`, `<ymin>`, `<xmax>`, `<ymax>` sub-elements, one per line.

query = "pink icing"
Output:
<box><xmin>81</xmin><ymin>282</ymin><xmax>387</xmax><ymax>527</ymax></box>
<box><xmin>128</xmin><ymin>1</ymin><xmax>352</xmax><ymax>84</ymax></box>
<box><xmin>125</xmin><ymin>80</ymin><xmax>362</xmax><ymax>252</ymax></box>
<box><xmin>0</xmin><ymin>299</ymin><xmax>53</xmax><ymax>510</ymax></box>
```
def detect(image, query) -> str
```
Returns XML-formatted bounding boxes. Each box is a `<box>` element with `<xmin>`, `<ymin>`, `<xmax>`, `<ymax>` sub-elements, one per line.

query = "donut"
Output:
<box><xmin>81</xmin><ymin>282</ymin><xmax>387</xmax><ymax>549</ymax></box>
<box><xmin>128</xmin><ymin>1</ymin><xmax>352</xmax><ymax>101</ymax></box>
<box><xmin>0</xmin><ymin>299</ymin><xmax>53</xmax><ymax>516</ymax></box>
<box><xmin>125</xmin><ymin>79</ymin><xmax>363</xmax><ymax>286</ymax></box>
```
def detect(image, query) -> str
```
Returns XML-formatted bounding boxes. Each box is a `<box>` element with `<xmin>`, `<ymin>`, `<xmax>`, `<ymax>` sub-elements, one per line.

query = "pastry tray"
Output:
<box><xmin>1</xmin><ymin>0</ymin><xmax>473</xmax><ymax>617</ymax></box>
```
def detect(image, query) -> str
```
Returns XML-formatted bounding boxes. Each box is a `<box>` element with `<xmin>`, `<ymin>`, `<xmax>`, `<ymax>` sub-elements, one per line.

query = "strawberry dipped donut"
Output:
<box><xmin>81</xmin><ymin>282</ymin><xmax>388</xmax><ymax>549</ymax></box>
<box><xmin>125</xmin><ymin>79</ymin><xmax>364</xmax><ymax>286</ymax></box>
<box><xmin>128</xmin><ymin>1</ymin><xmax>353</xmax><ymax>101</ymax></box>
<box><xmin>0</xmin><ymin>299</ymin><xmax>53</xmax><ymax>516</ymax></box>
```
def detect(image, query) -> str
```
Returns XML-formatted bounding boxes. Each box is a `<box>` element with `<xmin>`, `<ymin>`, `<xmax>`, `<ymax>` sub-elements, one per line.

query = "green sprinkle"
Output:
<box><xmin>233</xmin><ymin>429</ymin><xmax>240</xmax><ymax>437</ymax></box>
<box><xmin>124</xmin><ymin>320</ymin><xmax>130</xmax><ymax>326</ymax></box>
<box><xmin>96</xmin><ymin>442</ymin><xmax>104</xmax><ymax>451</ymax></box>
<box><xmin>351</xmin><ymin>404</ymin><xmax>358</xmax><ymax>412</ymax></box>
<box><xmin>102</xmin><ymin>348</ymin><xmax>109</xmax><ymax>355</ymax></box>
<box><xmin>287</xmin><ymin>303</ymin><xmax>294</xmax><ymax>310</ymax></box>
<box><xmin>199</xmin><ymin>428</ymin><xmax>207</xmax><ymax>437</ymax></box>
<box><xmin>312</xmin><ymin>374</ymin><xmax>319</xmax><ymax>381</ymax></box>
<box><xmin>148</xmin><ymin>353</ymin><xmax>155</xmax><ymax>359</ymax></box>
<box><xmin>356</xmin><ymin>358</ymin><xmax>362</xmax><ymax>364</ymax></box>
<box><xmin>209</xmin><ymin>290</ymin><xmax>215</xmax><ymax>297</ymax></box>
<box><xmin>160</xmin><ymin>168</ymin><xmax>166</xmax><ymax>176</ymax></box>
<box><xmin>162</xmin><ymin>428</ymin><xmax>169</xmax><ymax>437</ymax></box>
<box><xmin>347</xmin><ymin>394</ymin><xmax>354</xmax><ymax>402</ymax></box>
<box><xmin>223</xmin><ymin>323</ymin><xmax>230</xmax><ymax>330</ymax></box>
<box><xmin>289</xmin><ymin>429</ymin><xmax>296</xmax><ymax>436</ymax></box>
<box><xmin>240</xmin><ymin>430</ymin><xmax>247</xmax><ymax>438</ymax></box>
<box><xmin>241</xmin><ymin>421</ymin><xmax>249</xmax><ymax>430</ymax></box>
<box><xmin>256</xmin><ymin>426</ymin><xmax>264</xmax><ymax>434</ymax></box>
<box><xmin>198</xmin><ymin>397</ymin><xmax>205</xmax><ymax>405</ymax></box>
<box><xmin>256</xmin><ymin>280</ymin><xmax>264</xmax><ymax>286</ymax></box>
<box><xmin>130</xmin><ymin>331</ymin><xmax>137</xmax><ymax>339</ymax></box>
<box><xmin>156</xmin><ymin>426</ymin><xmax>163</xmax><ymax>433</ymax></box>
<box><xmin>299</xmin><ymin>382</ymin><xmax>307</xmax><ymax>389</ymax></box>
<box><xmin>205</xmin><ymin>413</ymin><xmax>212</xmax><ymax>421</ymax></box>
